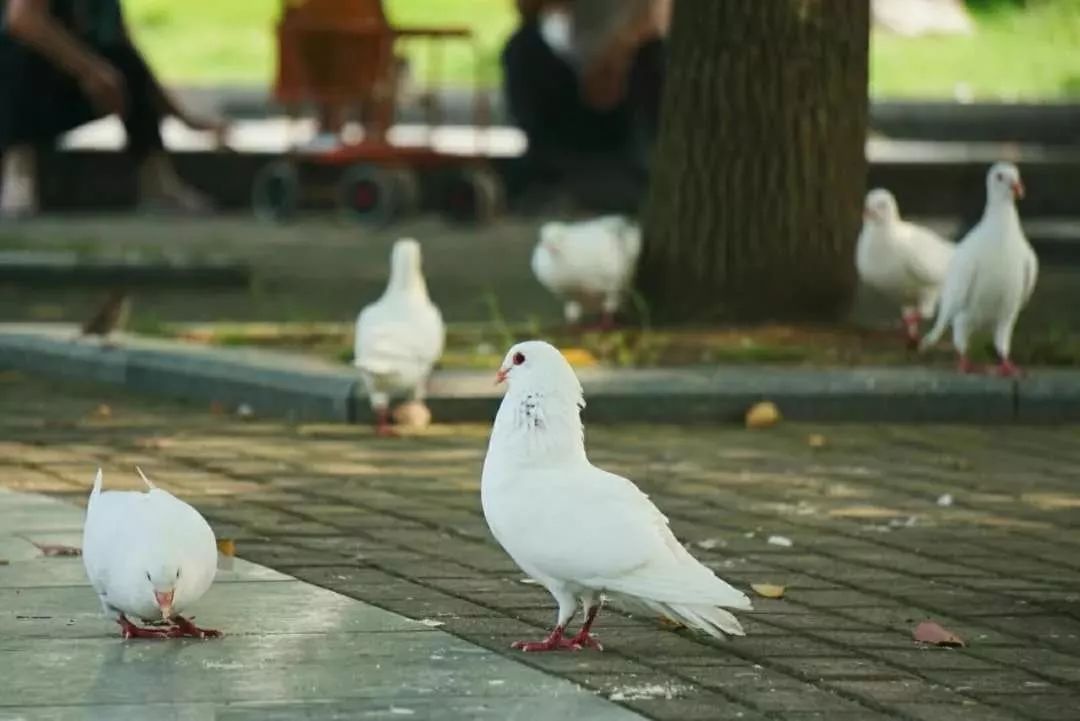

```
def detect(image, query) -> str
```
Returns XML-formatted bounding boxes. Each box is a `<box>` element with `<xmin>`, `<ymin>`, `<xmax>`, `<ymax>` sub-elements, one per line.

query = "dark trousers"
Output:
<box><xmin>501</xmin><ymin>19</ymin><xmax>665</xmax><ymax>175</ymax></box>
<box><xmin>0</xmin><ymin>39</ymin><xmax>163</xmax><ymax>159</ymax></box>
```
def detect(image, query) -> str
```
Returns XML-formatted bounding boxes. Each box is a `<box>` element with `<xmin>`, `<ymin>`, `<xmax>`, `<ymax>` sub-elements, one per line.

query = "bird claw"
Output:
<box><xmin>168</xmin><ymin>615</ymin><xmax>222</xmax><ymax>639</ymax></box>
<box><xmin>994</xmin><ymin>360</ymin><xmax>1022</xmax><ymax>378</ymax></box>
<box><xmin>118</xmin><ymin>617</ymin><xmax>171</xmax><ymax>639</ymax></box>
<box><xmin>566</xmin><ymin>632</ymin><xmax>603</xmax><ymax>651</ymax></box>
<box><xmin>510</xmin><ymin>637</ymin><xmax>582</xmax><ymax>652</ymax></box>
<box><xmin>375</xmin><ymin>424</ymin><xmax>399</xmax><ymax>438</ymax></box>
<box><xmin>957</xmin><ymin>356</ymin><xmax>979</xmax><ymax>374</ymax></box>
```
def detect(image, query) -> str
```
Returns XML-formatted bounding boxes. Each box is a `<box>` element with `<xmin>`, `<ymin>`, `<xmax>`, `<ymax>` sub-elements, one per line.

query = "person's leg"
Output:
<box><xmin>98</xmin><ymin>43</ymin><xmax>211</xmax><ymax>212</ymax></box>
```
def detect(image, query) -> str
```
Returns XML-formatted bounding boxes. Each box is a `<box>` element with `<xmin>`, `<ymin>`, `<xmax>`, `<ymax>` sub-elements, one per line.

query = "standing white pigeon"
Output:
<box><xmin>856</xmin><ymin>189</ymin><xmax>955</xmax><ymax>347</ymax></box>
<box><xmin>531</xmin><ymin>215</ymin><xmax>642</xmax><ymax>330</ymax></box>
<box><xmin>354</xmin><ymin>238</ymin><xmax>445</xmax><ymax>436</ymax></box>
<box><xmin>920</xmin><ymin>162</ymin><xmax>1038</xmax><ymax>376</ymax></box>
<box><xmin>481</xmin><ymin>341</ymin><xmax>752</xmax><ymax>652</ymax></box>
<box><xmin>82</xmin><ymin>468</ymin><xmax>220</xmax><ymax>639</ymax></box>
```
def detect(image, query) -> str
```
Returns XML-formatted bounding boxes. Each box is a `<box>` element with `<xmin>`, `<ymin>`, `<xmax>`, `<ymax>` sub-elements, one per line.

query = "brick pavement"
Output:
<box><xmin>2</xmin><ymin>372</ymin><xmax>1080</xmax><ymax>720</ymax></box>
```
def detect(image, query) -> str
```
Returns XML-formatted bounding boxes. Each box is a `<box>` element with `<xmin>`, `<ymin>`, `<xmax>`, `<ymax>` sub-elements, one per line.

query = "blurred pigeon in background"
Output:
<box><xmin>920</xmin><ymin>162</ymin><xmax>1038</xmax><ymax>376</ymax></box>
<box><xmin>856</xmin><ymin>189</ymin><xmax>955</xmax><ymax>347</ymax></box>
<box><xmin>532</xmin><ymin>215</ymin><xmax>642</xmax><ymax>330</ymax></box>
<box><xmin>354</xmin><ymin>239</ymin><xmax>445</xmax><ymax>436</ymax></box>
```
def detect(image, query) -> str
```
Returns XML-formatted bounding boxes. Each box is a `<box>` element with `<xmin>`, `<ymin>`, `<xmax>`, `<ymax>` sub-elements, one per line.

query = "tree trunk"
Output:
<box><xmin>639</xmin><ymin>0</ymin><xmax>869</xmax><ymax>322</ymax></box>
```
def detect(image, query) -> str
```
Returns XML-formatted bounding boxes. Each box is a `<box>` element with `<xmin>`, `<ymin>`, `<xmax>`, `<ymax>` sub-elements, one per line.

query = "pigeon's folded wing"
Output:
<box><xmin>355</xmin><ymin>308</ymin><xmax>443</xmax><ymax>375</ymax></box>
<box><xmin>901</xmin><ymin>224</ymin><xmax>953</xmax><ymax>287</ymax></box>
<box><xmin>1022</xmin><ymin>247</ymin><xmax>1039</xmax><ymax>304</ymax></box>
<box><xmin>519</xmin><ymin>466</ymin><xmax>750</xmax><ymax>609</ymax></box>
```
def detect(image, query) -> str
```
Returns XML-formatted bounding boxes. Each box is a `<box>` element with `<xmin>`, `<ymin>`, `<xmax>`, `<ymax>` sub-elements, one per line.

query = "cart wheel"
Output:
<box><xmin>442</xmin><ymin>167</ymin><xmax>502</xmax><ymax>224</ymax></box>
<box><xmin>252</xmin><ymin>160</ymin><xmax>299</xmax><ymax>222</ymax></box>
<box><xmin>338</xmin><ymin>165</ymin><xmax>415</xmax><ymax>225</ymax></box>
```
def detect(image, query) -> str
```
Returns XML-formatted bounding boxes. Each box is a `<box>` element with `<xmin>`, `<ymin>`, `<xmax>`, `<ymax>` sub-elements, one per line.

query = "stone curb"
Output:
<box><xmin>1</xmin><ymin>324</ymin><xmax>1078</xmax><ymax>424</ymax></box>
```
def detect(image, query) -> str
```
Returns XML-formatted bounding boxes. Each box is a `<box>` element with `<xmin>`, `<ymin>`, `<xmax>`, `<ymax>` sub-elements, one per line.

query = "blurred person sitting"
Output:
<box><xmin>0</xmin><ymin>0</ymin><xmax>224</xmax><ymax>218</ymax></box>
<box><xmin>502</xmin><ymin>0</ymin><xmax>670</xmax><ymax>188</ymax></box>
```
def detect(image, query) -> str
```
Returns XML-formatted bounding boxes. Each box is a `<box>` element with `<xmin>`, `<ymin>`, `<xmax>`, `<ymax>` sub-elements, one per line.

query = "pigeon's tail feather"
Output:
<box><xmin>91</xmin><ymin>468</ymin><xmax>103</xmax><ymax>496</ymax></box>
<box><xmin>643</xmin><ymin>599</ymin><xmax>745</xmax><ymax>639</ymax></box>
<box><xmin>135</xmin><ymin>466</ymin><xmax>156</xmax><ymax>490</ymax></box>
<box><xmin>919</xmin><ymin>306</ymin><xmax>952</xmax><ymax>352</ymax></box>
<box><xmin>610</xmin><ymin>553</ymin><xmax>753</xmax><ymax>605</ymax></box>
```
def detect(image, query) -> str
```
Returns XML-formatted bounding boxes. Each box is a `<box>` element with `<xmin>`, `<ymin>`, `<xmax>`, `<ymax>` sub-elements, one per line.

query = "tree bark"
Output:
<box><xmin>639</xmin><ymin>0</ymin><xmax>869</xmax><ymax>322</ymax></box>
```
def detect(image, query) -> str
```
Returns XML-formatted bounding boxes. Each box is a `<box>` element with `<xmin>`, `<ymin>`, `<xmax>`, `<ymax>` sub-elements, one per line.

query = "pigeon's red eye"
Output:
<box><xmin>512</xmin><ymin>352</ymin><xmax>525</xmax><ymax>366</ymax></box>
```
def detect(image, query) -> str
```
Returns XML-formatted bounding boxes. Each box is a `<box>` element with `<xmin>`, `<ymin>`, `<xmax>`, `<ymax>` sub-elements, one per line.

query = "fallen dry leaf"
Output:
<box><xmin>91</xmin><ymin>404</ymin><xmax>112</xmax><ymax>419</ymax></box>
<box><xmin>913</xmin><ymin>620</ymin><xmax>965</xmax><ymax>647</ymax></box>
<box><xmin>807</xmin><ymin>433</ymin><xmax>827</xmax><ymax>449</ymax></box>
<box><xmin>658</xmin><ymin>616</ymin><xmax>686</xmax><ymax>630</ymax></box>
<box><xmin>751</xmin><ymin>583</ymin><xmax>786</xmax><ymax>599</ymax></box>
<box><xmin>216</xmin><ymin>539</ymin><xmax>236</xmax><ymax>557</ymax></box>
<box><xmin>745</xmin><ymin>401</ymin><xmax>781</xmax><ymax>429</ymax></box>
<box><xmin>209</xmin><ymin>401</ymin><xmax>226</xmax><ymax>416</ymax></box>
<box><xmin>34</xmin><ymin>544</ymin><xmax>81</xmax><ymax>557</ymax></box>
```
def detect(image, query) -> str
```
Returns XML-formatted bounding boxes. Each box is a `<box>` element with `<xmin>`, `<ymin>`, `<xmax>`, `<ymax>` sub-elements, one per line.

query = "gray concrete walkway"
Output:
<box><xmin>0</xmin><ymin>487</ymin><xmax>640</xmax><ymax>721</ymax></box>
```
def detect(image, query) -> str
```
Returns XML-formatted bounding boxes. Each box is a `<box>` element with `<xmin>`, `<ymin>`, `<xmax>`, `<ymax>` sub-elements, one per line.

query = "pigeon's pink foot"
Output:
<box><xmin>511</xmin><ymin>626</ymin><xmax>580</xmax><ymax>652</ymax></box>
<box><xmin>566</xmin><ymin>630</ymin><xmax>604</xmax><ymax>651</ymax></box>
<box><xmin>995</xmin><ymin>359</ymin><xmax>1022</xmax><ymax>378</ymax></box>
<box><xmin>117</xmin><ymin>615</ymin><xmax>170</xmax><ymax>639</ymax></box>
<box><xmin>374</xmin><ymin>408</ymin><xmax>397</xmax><ymax>438</ymax></box>
<box><xmin>902</xmin><ymin>312</ymin><xmax>920</xmax><ymax>350</ymax></box>
<box><xmin>167</xmin><ymin>615</ymin><xmax>222</xmax><ymax>639</ymax></box>
<box><xmin>957</xmin><ymin>355</ymin><xmax>978</xmax><ymax>374</ymax></box>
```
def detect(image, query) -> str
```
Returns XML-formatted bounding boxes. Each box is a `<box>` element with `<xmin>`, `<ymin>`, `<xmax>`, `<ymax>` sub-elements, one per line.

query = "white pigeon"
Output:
<box><xmin>354</xmin><ymin>239</ymin><xmax>445</xmax><ymax>436</ymax></box>
<box><xmin>532</xmin><ymin>215</ymin><xmax>642</xmax><ymax>329</ymax></box>
<box><xmin>481</xmin><ymin>341</ymin><xmax>752</xmax><ymax>652</ymax></box>
<box><xmin>856</xmin><ymin>188</ymin><xmax>955</xmax><ymax>347</ymax></box>
<box><xmin>82</xmin><ymin>468</ymin><xmax>220</xmax><ymax>639</ymax></box>
<box><xmin>920</xmin><ymin>162</ymin><xmax>1038</xmax><ymax>376</ymax></box>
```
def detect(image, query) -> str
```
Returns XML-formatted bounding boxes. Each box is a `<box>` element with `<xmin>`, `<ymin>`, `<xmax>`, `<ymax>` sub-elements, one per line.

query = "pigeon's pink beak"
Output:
<box><xmin>495</xmin><ymin>367</ymin><xmax>509</xmax><ymax>385</ymax></box>
<box><xmin>154</xmin><ymin>590</ymin><xmax>174</xmax><ymax>618</ymax></box>
<box><xmin>1011</xmin><ymin>181</ymin><xmax>1025</xmax><ymax>200</ymax></box>
<box><xmin>863</xmin><ymin>208</ymin><xmax>874</xmax><ymax>220</ymax></box>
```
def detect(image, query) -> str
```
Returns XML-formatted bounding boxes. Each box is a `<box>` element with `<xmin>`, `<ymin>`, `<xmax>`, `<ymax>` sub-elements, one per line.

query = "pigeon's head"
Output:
<box><xmin>863</xmin><ymin>189</ymin><xmax>899</xmax><ymax>224</ymax></box>
<box><xmin>538</xmin><ymin>222</ymin><xmax>566</xmax><ymax>255</ymax></box>
<box><xmin>144</xmin><ymin>561</ymin><xmax>182</xmax><ymax>620</ymax></box>
<box><xmin>987</xmin><ymin>162</ymin><xmax>1024</xmax><ymax>203</ymax></box>
<box><xmin>387</xmin><ymin>238</ymin><xmax>428</xmax><ymax>297</ymax></box>
<box><xmin>495</xmin><ymin>340</ymin><xmax>582</xmax><ymax>397</ymax></box>
<box><xmin>390</xmin><ymin>238</ymin><xmax>422</xmax><ymax>273</ymax></box>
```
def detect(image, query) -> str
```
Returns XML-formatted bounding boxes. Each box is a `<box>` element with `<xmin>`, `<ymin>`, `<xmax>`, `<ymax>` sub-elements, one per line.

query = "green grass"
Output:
<box><xmin>145</xmin><ymin>321</ymin><xmax>1080</xmax><ymax>369</ymax></box>
<box><xmin>123</xmin><ymin>0</ymin><xmax>516</xmax><ymax>87</ymax></box>
<box><xmin>870</xmin><ymin>0</ymin><xmax>1080</xmax><ymax>100</ymax></box>
<box><xmin>123</xmin><ymin>0</ymin><xmax>1080</xmax><ymax>99</ymax></box>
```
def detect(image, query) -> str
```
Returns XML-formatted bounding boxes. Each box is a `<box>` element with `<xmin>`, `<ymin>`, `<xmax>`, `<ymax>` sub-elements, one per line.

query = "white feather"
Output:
<box><xmin>531</xmin><ymin>216</ymin><xmax>642</xmax><ymax>323</ymax></box>
<box><xmin>856</xmin><ymin>189</ymin><xmax>955</xmax><ymax>319</ymax></box>
<box><xmin>481</xmin><ymin>341</ymin><xmax>751</xmax><ymax>640</ymax></box>
<box><xmin>354</xmin><ymin>239</ymin><xmax>445</xmax><ymax>409</ymax></box>
<box><xmin>921</xmin><ymin>162</ymin><xmax>1038</xmax><ymax>359</ymax></box>
<box><xmin>82</xmin><ymin>469</ymin><xmax>217</xmax><ymax>622</ymax></box>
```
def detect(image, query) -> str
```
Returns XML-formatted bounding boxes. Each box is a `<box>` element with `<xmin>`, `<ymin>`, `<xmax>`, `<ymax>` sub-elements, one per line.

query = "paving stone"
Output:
<box><xmin>5</xmin><ymin>376</ymin><xmax>1080</xmax><ymax>720</ymax></box>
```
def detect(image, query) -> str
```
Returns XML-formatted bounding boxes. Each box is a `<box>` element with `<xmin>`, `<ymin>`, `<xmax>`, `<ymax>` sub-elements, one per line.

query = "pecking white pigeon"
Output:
<box><xmin>856</xmin><ymin>189</ymin><xmax>955</xmax><ymax>347</ymax></box>
<box><xmin>354</xmin><ymin>239</ymin><xmax>445</xmax><ymax>436</ymax></box>
<box><xmin>920</xmin><ymin>162</ymin><xmax>1038</xmax><ymax>376</ymax></box>
<box><xmin>481</xmin><ymin>340</ymin><xmax>752</xmax><ymax>652</ymax></box>
<box><xmin>82</xmin><ymin>468</ymin><xmax>220</xmax><ymax>639</ymax></box>
<box><xmin>531</xmin><ymin>215</ymin><xmax>642</xmax><ymax>329</ymax></box>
